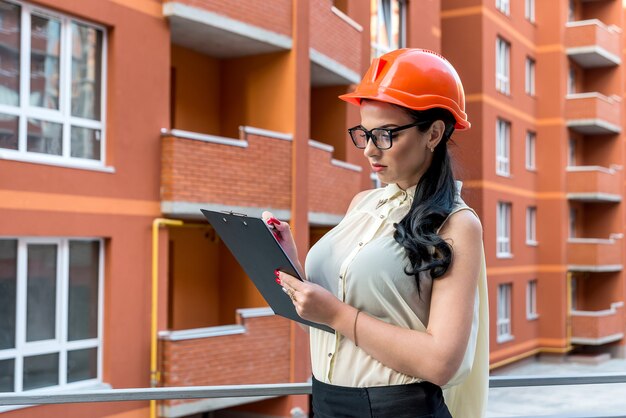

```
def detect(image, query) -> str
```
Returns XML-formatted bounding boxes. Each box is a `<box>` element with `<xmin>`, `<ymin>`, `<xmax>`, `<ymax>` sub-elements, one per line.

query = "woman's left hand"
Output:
<box><xmin>277</xmin><ymin>271</ymin><xmax>343</xmax><ymax>326</ymax></box>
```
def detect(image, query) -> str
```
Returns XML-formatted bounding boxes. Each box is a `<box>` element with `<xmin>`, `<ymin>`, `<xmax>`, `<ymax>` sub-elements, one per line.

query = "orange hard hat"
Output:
<box><xmin>339</xmin><ymin>48</ymin><xmax>470</xmax><ymax>130</ymax></box>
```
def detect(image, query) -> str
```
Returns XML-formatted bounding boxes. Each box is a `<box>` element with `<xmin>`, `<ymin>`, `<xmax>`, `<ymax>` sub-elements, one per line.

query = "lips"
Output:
<box><xmin>371</xmin><ymin>163</ymin><xmax>387</xmax><ymax>172</ymax></box>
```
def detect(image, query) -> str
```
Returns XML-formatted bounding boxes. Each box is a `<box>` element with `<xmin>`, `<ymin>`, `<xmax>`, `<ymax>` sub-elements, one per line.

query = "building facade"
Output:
<box><xmin>0</xmin><ymin>0</ymin><xmax>625</xmax><ymax>417</ymax></box>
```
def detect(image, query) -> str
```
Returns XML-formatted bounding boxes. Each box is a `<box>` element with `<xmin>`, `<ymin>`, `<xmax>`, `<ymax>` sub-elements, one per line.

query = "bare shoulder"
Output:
<box><xmin>346</xmin><ymin>189</ymin><xmax>375</xmax><ymax>214</ymax></box>
<box><xmin>440</xmin><ymin>209</ymin><xmax>483</xmax><ymax>243</ymax></box>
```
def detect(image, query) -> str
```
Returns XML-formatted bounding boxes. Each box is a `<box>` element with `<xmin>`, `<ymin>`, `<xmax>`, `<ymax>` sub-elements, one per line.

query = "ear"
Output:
<box><xmin>427</xmin><ymin>120</ymin><xmax>446</xmax><ymax>150</ymax></box>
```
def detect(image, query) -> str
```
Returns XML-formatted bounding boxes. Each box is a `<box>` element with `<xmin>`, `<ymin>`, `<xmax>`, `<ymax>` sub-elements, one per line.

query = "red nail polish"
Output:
<box><xmin>267</xmin><ymin>218</ymin><xmax>280</xmax><ymax>225</ymax></box>
<box><xmin>274</xmin><ymin>269</ymin><xmax>279</xmax><ymax>275</ymax></box>
<box><xmin>275</xmin><ymin>277</ymin><xmax>281</xmax><ymax>284</ymax></box>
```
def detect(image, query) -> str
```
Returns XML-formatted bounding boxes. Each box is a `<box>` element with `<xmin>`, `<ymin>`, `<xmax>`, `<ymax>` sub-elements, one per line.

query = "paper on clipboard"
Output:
<box><xmin>200</xmin><ymin>209</ymin><xmax>335</xmax><ymax>334</ymax></box>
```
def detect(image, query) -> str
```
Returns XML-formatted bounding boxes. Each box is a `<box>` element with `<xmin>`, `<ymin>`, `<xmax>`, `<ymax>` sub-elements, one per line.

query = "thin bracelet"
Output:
<box><xmin>354</xmin><ymin>309</ymin><xmax>361</xmax><ymax>347</ymax></box>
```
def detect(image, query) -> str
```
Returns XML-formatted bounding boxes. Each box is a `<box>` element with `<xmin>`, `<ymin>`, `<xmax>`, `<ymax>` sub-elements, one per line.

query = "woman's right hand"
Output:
<box><xmin>261</xmin><ymin>211</ymin><xmax>300</xmax><ymax>264</ymax></box>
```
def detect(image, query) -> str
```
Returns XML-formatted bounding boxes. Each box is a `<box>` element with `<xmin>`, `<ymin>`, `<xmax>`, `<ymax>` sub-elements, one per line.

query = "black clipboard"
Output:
<box><xmin>201</xmin><ymin>209</ymin><xmax>335</xmax><ymax>334</ymax></box>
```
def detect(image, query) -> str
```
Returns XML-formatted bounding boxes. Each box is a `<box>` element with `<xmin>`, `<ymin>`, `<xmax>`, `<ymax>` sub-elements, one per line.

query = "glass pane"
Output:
<box><xmin>68</xmin><ymin>241</ymin><xmax>99</xmax><ymax>341</ymax></box>
<box><xmin>27</xmin><ymin>118</ymin><xmax>62</xmax><ymax>155</ymax></box>
<box><xmin>0</xmin><ymin>1</ymin><xmax>20</xmax><ymax>106</ymax></box>
<box><xmin>26</xmin><ymin>244</ymin><xmax>57</xmax><ymax>342</ymax></box>
<box><xmin>67</xmin><ymin>347</ymin><xmax>97</xmax><ymax>383</ymax></box>
<box><xmin>0</xmin><ymin>113</ymin><xmax>17</xmax><ymax>149</ymax></box>
<box><xmin>30</xmin><ymin>15</ymin><xmax>60</xmax><ymax>109</ymax></box>
<box><xmin>71</xmin><ymin>23</ymin><xmax>102</xmax><ymax>120</ymax></box>
<box><xmin>0</xmin><ymin>239</ymin><xmax>17</xmax><ymax>350</ymax></box>
<box><xmin>70</xmin><ymin>126</ymin><xmax>100</xmax><ymax>160</ymax></box>
<box><xmin>23</xmin><ymin>352</ymin><xmax>58</xmax><ymax>390</ymax></box>
<box><xmin>0</xmin><ymin>358</ymin><xmax>14</xmax><ymax>392</ymax></box>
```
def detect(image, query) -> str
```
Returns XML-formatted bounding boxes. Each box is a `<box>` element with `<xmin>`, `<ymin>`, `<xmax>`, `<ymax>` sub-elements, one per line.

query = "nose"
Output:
<box><xmin>363</xmin><ymin>136</ymin><xmax>381</xmax><ymax>159</ymax></box>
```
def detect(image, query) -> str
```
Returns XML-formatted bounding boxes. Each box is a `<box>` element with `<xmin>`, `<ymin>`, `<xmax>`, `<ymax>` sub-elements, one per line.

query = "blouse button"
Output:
<box><xmin>358</xmin><ymin>242</ymin><xmax>363</xmax><ymax>246</ymax></box>
<box><xmin>379</xmin><ymin>214</ymin><xmax>385</xmax><ymax>219</ymax></box>
<box><xmin>328</xmin><ymin>353</ymin><xmax>333</xmax><ymax>358</ymax></box>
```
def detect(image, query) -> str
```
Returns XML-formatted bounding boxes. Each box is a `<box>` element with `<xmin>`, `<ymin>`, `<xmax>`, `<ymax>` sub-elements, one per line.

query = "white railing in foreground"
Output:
<box><xmin>1</xmin><ymin>373</ymin><xmax>626</xmax><ymax>407</ymax></box>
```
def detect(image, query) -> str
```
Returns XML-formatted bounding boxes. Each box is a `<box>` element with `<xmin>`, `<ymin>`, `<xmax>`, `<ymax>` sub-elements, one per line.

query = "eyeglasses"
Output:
<box><xmin>348</xmin><ymin>121</ymin><xmax>430</xmax><ymax>150</ymax></box>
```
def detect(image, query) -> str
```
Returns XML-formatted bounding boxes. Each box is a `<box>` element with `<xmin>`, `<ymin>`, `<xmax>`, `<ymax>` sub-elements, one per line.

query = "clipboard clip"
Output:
<box><xmin>220</xmin><ymin>210</ymin><xmax>248</xmax><ymax>217</ymax></box>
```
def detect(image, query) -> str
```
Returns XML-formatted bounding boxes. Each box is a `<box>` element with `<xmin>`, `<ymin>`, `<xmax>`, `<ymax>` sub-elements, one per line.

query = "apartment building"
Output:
<box><xmin>442</xmin><ymin>0</ymin><xmax>625</xmax><ymax>367</ymax></box>
<box><xmin>0</xmin><ymin>0</ymin><xmax>625</xmax><ymax>417</ymax></box>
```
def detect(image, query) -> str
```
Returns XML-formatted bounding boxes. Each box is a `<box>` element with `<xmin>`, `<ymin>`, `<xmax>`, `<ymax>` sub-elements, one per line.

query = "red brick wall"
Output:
<box><xmin>160</xmin><ymin>314</ymin><xmax>291</xmax><ymax>407</ymax></box>
<box><xmin>161</xmin><ymin>134</ymin><xmax>292</xmax><ymax>209</ymax></box>
<box><xmin>310</xmin><ymin>0</ymin><xmax>362</xmax><ymax>73</ymax></box>
<box><xmin>308</xmin><ymin>146</ymin><xmax>363</xmax><ymax>215</ymax></box>
<box><xmin>175</xmin><ymin>0</ymin><xmax>292</xmax><ymax>38</ymax></box>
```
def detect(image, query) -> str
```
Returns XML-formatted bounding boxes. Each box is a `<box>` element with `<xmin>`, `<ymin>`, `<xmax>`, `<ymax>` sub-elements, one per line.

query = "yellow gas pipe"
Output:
<box><xmin>150</xmin><ymin>218</ymin><xmax>183</xmax><ymax>418</ymax></box>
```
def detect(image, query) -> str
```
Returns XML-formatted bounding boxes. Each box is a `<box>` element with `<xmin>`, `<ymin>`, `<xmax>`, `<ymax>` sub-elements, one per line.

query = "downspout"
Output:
<box><xmin>151</xmin><ymin>218</ymin><xmax>183</xmax><ymax>418</ymax></box>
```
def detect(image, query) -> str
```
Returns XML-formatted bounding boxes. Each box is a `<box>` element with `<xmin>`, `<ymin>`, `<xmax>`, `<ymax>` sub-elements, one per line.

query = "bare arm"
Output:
<box><xmin>278</xmin><ymin>209</ymin><xmax>483</xmax><ymax>386</ymax></box>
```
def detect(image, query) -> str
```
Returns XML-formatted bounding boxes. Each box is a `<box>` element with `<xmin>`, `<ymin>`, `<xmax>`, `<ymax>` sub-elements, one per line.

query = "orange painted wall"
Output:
<box><xmin>171</xmin><ymin>45</ymin><xmax>221</xmax><ymax>135</ymax></box>
<box><xmin>310</xmin><ymin>85</ymin><xmax>349</xmax><ymax>161</ymax></box>
<box><xmin>220</xmin><ymin>52</ymin><xmax>294</xmax><ymax>138</ymax></box>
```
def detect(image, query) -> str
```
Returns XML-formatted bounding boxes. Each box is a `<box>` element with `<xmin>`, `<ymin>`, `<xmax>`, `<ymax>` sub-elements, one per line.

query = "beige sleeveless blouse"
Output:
<box><xmin>305</xmin><ymin>181</ymin><xmax>489</xmax><ymax>418</ymax></box>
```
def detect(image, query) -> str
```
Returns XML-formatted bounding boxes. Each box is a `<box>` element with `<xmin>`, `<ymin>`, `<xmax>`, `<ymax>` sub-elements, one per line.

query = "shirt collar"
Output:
<box><xmin>380</xmin><ymin>180</ymin><xmax>463</xmax><ymax>206</ymax></box>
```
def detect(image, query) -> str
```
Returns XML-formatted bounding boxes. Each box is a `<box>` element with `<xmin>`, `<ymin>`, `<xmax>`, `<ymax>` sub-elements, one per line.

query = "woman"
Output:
<box><xmin>263</xmin><ymin>49</ymin><xmax>489</xmax><ymax>418</ymax></box>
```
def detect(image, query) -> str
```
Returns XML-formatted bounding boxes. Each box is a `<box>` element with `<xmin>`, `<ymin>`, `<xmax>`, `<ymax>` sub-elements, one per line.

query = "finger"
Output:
<box><xmin>278</xmin><ymin>272</ymin><xmax>303</xmax><ymax>291</ymax></box>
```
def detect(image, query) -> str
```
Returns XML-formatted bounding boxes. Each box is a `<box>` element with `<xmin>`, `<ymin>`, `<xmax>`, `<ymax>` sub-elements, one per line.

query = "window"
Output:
<box><xmin>525</xmin><ymin>131</ymin><xmax>536</xmax><ymax>170</ymax></box>
<box><xmin>525</xmin><ymin>0</ymin><xmax>535</xmax><ymax>22</ymax></box>
<box><xmin>526</xmin><ymin>206</ymin><xmax>537</xmax><ymax>245</ymax></box>
<box><xmin>0</xmin><ymin>1</ymin><xmax>106</xmax><ymax>169</ymax></box>
<box><xmin>568</xmin><ymin>0</ymin><xmax>576</xmax><ymax>22</ymax></box>
<box><xmin>496</xmin><ymin>37</ymin><xmax>510</xmax><ymax>94</ymax></box>
<box><xmin>568</xmin><ymin>138</ymin><xmax>576</xmax><ymax>166</ymax></box>
<box><xmin>0</xmin><ymin>238</ymin><xmax>102</xmax><ymax>394</ymax></box>
<box><xmin>371</xmin><ymin>0</ymin><xmax>406</xmax><ymax>59</ymax></box>
<box><xmin>496</xmin><ymin>0</ymin><xmax>510</xmax><ymax>15</ymax></box>
<box><xmin>527</xmin><ymin>280</ymin><xmax>538</xmax><ymax>319</ymax></box>
<box><xmin>569</xmin><ymin>207</ymin><xmax>577</xmax><ymax>238</ymax></box>
<box><xmin>570</xmin><ymin>276</ymin><xmax>577</xmax><ymax>310</ymax></box>
<box><xmin>497</xmin><ymin>283</ymin><xmax>513</xmax><ymax>342</ymax></box>
<box><xmin>568</xmin><ymin>67</ymin><xmax>576</xmax><ymax>94</ymax></box>
<box><xmin>525</xmin><ymin>57</ymin><xmax>535</xmax><ymax>96</ymax></box>
<box><xmin>497</xmin><ymin>202</ymin><xmax>512</xmax><ymax>257</ymax></box>
<box><xmin>496</xmin><ymin>118</ymin><xmax>510</xmax><ymax>176</ymax></box>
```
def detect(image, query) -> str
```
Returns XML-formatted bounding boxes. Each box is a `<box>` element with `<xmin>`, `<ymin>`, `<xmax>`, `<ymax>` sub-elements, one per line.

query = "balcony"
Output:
<box><xmin>158</xmin><ymin>308</ymin><xmax>291</xmax><ymax>416</ymax></box>
<box><xmin>309</xmin><ymin>0</ymin><xmax>362</xmax><ymax>85</ymax></box>
<box><xmin>567</xmin><ymin>237</ymin><xmax>623</xmax><ymax>272</ymax></box>
<box><xmin>565</xmin><ymin>20</ymin><xmax>621</xmax><ymax>68</ymax></box>
<box><xmin>566</xmin><ymin>166</ymin><xmax>622</xmax><ymax>202</ymax></box>
<box><xmin>161</xmin><ymin>127</ymin><xmax>363</xmax><ymax>221</ymax></box>
<box><xmin>571</xmin><ymin>302</ymin><xmax>625</xmax><ymax>345</ymax></box>
<box><xmin>162</xmin><ymin>0</ymin><xmax>292</xmax><ymax>57</ymax></box>
<box><xmin>565</xmin><ymin>93</ymin><xmax>622</xmax><ymax>135</ymax></box>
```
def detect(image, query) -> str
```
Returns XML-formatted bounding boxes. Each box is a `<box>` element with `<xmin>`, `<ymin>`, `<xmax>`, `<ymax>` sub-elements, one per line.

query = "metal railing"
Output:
<box><xmin>1</xmin><ymin>373</ymin><xmax>626</xmax><ymax>417</ymax></box>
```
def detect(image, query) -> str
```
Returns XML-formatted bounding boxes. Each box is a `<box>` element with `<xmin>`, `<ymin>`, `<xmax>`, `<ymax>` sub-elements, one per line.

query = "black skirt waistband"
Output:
<box><xmin>311</xmin><ymin>376</ymin><xmax>452</xmax><ymax>418</ymax></box>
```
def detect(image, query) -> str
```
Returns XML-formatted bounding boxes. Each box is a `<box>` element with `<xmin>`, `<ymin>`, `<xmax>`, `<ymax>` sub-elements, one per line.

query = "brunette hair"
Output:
<box><xmin>392</xmin><ymin>107</ymin><xmax>457</xmax><ymax>295</ymax></box>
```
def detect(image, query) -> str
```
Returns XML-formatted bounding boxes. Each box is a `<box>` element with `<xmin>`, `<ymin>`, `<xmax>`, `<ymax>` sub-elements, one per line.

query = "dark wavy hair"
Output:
<box><xmin>392</xmin><ymin>107</ymin><xmax>458</xmax><ymax>296</ymax></box>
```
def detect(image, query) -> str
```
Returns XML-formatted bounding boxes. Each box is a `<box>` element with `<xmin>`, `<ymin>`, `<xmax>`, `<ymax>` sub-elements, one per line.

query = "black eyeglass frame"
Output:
<box><xmin>347</xmin><ymin>120</ymin><xmax>432</xmax><ymax>150</ymax></box>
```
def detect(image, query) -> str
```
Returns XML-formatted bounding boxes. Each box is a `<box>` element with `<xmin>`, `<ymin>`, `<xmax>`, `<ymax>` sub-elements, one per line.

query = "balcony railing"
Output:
<box><xmin>2</xmin><ymin>374</ymin><xmax>626</xmax><ymax>418</ymax></box>
<box><xmin>162</xmin><ymin>0</ymin><xmax>293</xmax><ymax>58</ymax></box>
<box><xmin>161</xmin><ymin>127</ymin><xmax>362</xmax><ymax>221</ymax></box>
<box><xmin>309</xmin><ymin>0</ymin><xmax>362</xmax><ymax>85</ymax></box>
<box><xmin>565</xmin><ymin>93</ymin><xmax>622</xmax><ymax>135</ymax></box>
<box><xmin>565</xmin><ymin>19</ymin><xmax>621</xmax><ymax>68</ymax></box>
<box><xmin>567</xmin><ymin>237</ymin><xmax>623</xmax><ymax>272</ymax></box>
<box><xmin>571</xmin><ymin>302</ymin><xmax>625</xmax><ymax>345</ymax></box>
<box><xmin>566</xmin><ymin>165</ymin><xmax>622</xmax><ymax>202</ymax></box>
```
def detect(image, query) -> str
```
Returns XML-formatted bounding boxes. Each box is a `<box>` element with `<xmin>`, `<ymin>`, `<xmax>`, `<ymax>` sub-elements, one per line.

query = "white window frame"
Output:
<box><xmin>497</xmin><ymin>202</ymin><xmax>512</xmax><ymax>257</ymax></box>
<box><xmin>497</xmin><ymin>283</ymin><xmax>513</xmax><ymax>342</ymax></box>
<box><xmin>525</xmin><ymin>131</ymin><xmax>536</xmax><ymax>170</ymax></box>
<box><xmin>525</xmin><ymin>57</ymin><xmax>535</xmax><ymax>96</ymax></box>
<box><xmin>526</xmin><ymin>206</ymin><xmax>537</xmax><ymax>245</ymax></box>
<box><xmin>527</xmin><ymin>280</ymin><xmax>539</xmax><ymax>320</ymax></box>
<box><xmin>0</xmin><ymin>0</ymin><xmax>108</xmax><ymax>171</ymax></box>
<box><xmin>371</xmin><ymin>0</ymin><xmax>406</xmax><ymax>58</ymax></box>
<box><xmin>496</xmin><ymin>0</ymin><xmax>510</xmax><ymax>16</ymax></box>
<box><xmin>0</xmin><ymin>237</ymin><xmax>104</xmax><ymax>405</ymax></box>
<box><xmin>496</xmin><ymin>37</ymin><xmax>510</xmax><ymax>94</ymax></box>
<box><xmin>496</xmin><ymin>118</ymin><xmax>511</xmax><ymax>176</ymax></box>
<box><xmin>525</xmin><ymin>0</ymin><xmax>535</xmax><ymax>23</ymax></box>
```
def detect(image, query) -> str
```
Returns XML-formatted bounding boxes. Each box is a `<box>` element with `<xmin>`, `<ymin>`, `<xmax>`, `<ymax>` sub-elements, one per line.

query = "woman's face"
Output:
<box><xmin>359</xmin><ymin>100</ymin><xmax>439</xmax><ymax>190</ymax></box>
